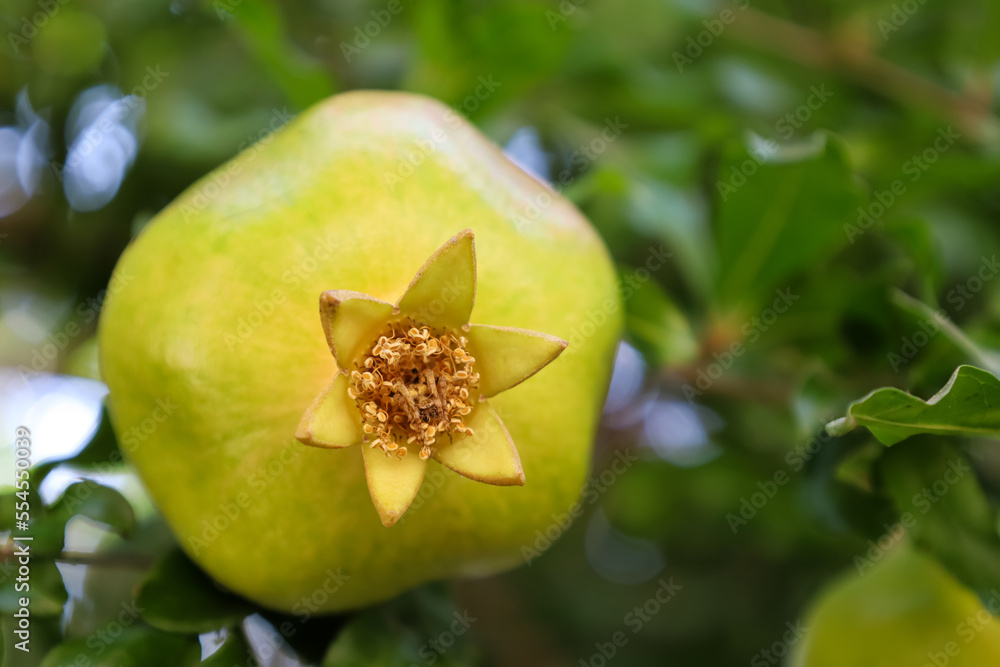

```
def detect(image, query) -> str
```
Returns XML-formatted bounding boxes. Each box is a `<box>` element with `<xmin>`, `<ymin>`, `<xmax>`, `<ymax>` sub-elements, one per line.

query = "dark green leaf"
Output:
<box><xmin>322</xmin><ymin>611</ymin><xmax>421</xmax><ymax>667</ymax></box>
<box><xmin>220</xmin><ymin>0</ymin><xmax>335</xmax><ymax>109</ymax></box>
<box><xmin>200</xmin><ymin>631</ymin><xmax>253</xmax><ymax>666</ymax></box>
<box><xmin>0</xmin><ymin>558</ymin><xmax>67</xmax><ymax>617</ymax></box>
<box><xmin>39</xmin><ymin>625</ymin><xmax>201</xmax><ymax>667</ymax></box>
<box><xmin>49</xmin><ymin>482</ymin><xmax>136</xmax><ymax>537</ymax></box>
<box><xmin>827</xmin><ymin>365</ymin><xmax>1000</xmax><ymax>445</ymax></box>
<box><xmin>258</xmin><ymin>611</ymin><xmax>349</xmax><ymax>664</ymax></box>
<box><xmin>0</xmin><ymin>494</ymin><xmax>14</xmax><ymax>533</ymax></box>
<box><xmin>715</xmin><ymin>132</ymin><xmax>864</xmax><ymax>307</ymax></box>
<box><xmin>1</xmin><ymin>615</ymin><xmax>63</xmax><ymax>667</ymax></box>
<box><xmin>621</xmin><ymin>269</ymin><xmax>699</xmax><ymax>368</ymax></box>
<box><xmin>878</xmin><ymin>440</ymin><xmax>1000</xmax><ymax>598</ymax></box>
<box><xmin>137</xmin><ymin>549</ymin><xmax>255</xmax><ymax>634</ymax></box>
<box><xmin>30</xmin><ymin>402</ymin><xmax>125</xmax><ymax>488</ymax></box>
<box><xmin>323</xmin><ymin>586</ymin><xmax>478</xmax><ymax>667</ymax></box>
<box><xmin>66</xmin><ymin>403</ymin><xmax>124</xmax><ymax>468</ymax></box>
<box><xmin>889</xmin><ymin>290</ymin><xmax>1000</xmax><ymax>374</ymax></box>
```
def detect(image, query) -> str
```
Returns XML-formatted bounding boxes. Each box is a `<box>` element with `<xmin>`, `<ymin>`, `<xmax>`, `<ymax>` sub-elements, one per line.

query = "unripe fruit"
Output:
<box><xmin>99</xmin><ymin>91</ymin><xmax>622</xmax><ymax>611</ymax></box>
<box><xmin>791</xmin><ymin>545</ymin><xmax>1000</xmax><ymax>666</ymax></box>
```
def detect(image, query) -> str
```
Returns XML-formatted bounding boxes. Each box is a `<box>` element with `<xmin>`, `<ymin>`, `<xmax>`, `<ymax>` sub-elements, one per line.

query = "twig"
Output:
<box><xmin>0</xmin><ymin>543</ymin><xmax>154</xmax><ymax>569</ymax></box>
<box><xmin>727</xmin><ymin>9</ymin><xmax>999</xmax><ymax>144</ymax></box>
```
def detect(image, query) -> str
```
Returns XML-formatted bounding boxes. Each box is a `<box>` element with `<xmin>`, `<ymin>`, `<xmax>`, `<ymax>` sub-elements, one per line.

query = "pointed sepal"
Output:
<box><xmin>434</xmin><ymin>401</ymin><xmax>525</xmax><ymax>486</ymax></box>
<box><xmin>465</xmin><ymin>324</ymin><xmax>568</xmax><ymax>398</ymax></box>
<box><xmin>320</xmin><ymin>290</ymin><xmax>395</xmax><ymax>369</ymax></box>
<box><xmin>396</xmin><ymin>229</ymin><xmax>475</xmax><ymax>328</ymax></box>
<box><xmin>362</xmin><ymin>445</ymin><xmax>429</xmax><ymax>527</ymax></box>
<box><xmin>295</xmin><ymin>372</ymin><xmax>364</xmax><ymax>448</ymax></box>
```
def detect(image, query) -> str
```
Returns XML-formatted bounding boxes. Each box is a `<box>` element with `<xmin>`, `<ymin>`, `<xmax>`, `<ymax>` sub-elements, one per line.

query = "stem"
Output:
<box><xmin>0</xmin><ymin>542</ymin><xmax>153</xmax><ymax>569</ymax></box>
<box><xmin>890</xmin><ymin>288</ymin><xmax>1000</xmax><ymax>374</ymax></box>
<box><xmin>55</xmin><ymin>551</ymin><xmax>155</xmax><ymax>568</ymax></box>
<box><xmin>727</xmin><ymin>9</ymin><xmax>999</xmax><ymax>144</ymax></box>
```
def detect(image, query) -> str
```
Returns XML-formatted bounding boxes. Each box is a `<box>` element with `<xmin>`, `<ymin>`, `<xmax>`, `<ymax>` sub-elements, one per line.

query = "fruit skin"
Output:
<box><xmin>791</xmin><ymin>545</ymin><xmax>1000</xmax><ymax>667</ymax></box>
<box><xmin>98</xmin><ymin>91</ymin><xmax>622</xmax><ymax>612</ymax></box>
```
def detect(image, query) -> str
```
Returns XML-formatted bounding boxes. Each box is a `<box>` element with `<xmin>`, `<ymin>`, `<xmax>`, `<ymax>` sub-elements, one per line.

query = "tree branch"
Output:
<box><xmin>727</xmin><ymin>9</ymin><xmax>999</xmax><ymax>144</ymax></box>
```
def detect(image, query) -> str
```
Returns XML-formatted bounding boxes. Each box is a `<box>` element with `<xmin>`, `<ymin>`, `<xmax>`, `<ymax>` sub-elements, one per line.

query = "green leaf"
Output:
<box><xmin>219</xmin><ymin>0</ymin><xmax>335</xmax><ymax>109</ymax></box>
<box><xmin>323</xmin><ymin>586</ymin><xmax>478</xmax><ymax>667</ymax></box>
<box><xmin>878</xmin><ymin>441</ymin><xmax>1000</xmax><ymax>598</ymax></box>
<box><xmin>714</xmin><ymin>132</ymin><xmax>864</xmax><ymax>307</ymax></box>
<box><xmin>2</xmin><ymin>615</ymin><xmax>63</xmax><ymax>667</ymax></box>
<box><xmin>889</xmin><ymin>289</ymin><xmax>1000</xmax><ymax>374</ymax></box>
<box><xmin>626</xmin><ymin>176</ymin><xmax>714</xmax><ymax>301</ymax></box>
<box><xmin>621</xmin><ymin>268</ymin><xmax>699</xmax><ymax>368</ymax></box>
<box><xmin>7</xmin><ymin>480</ymin><xmax>137</xmax><ymax>556</ymax></box>
<box><xmin>39</xmin><ymin>625</ymin><xmax>201</xmax><ymax>667</ymax></box>
<box><xmin>66</xmin><ymin>403</ymin><xmax>124</xmax><ymax>468</ymax></box>
<box><xmin>883</xmin><ymin>216</ymin><xmax>944</xmax><ymax>301</ymax></box>
<box><xmin>136</xmin><ymin>549</ymin><xmax>255</xmax><ymax>634</ymax></box>
<box><xmin>0</xmin><ymin>493</ymin><xmax>14</xmax><ymax>533</ymax></box>
<box><xmin>30</xmin><ymin>401</ymin><xmax>125</xmax><ymax>489</ymax></box>
<box><xmin>826</xmin><ymin>365</ymin><xmax>1000</xmax><ymax>445</ymax></box>
<box><xmin>0</xmin><ymin>559</ymin><xmax>67</xmax><ymax>617</ymax></box>
<box><xmin>323</xmin><ymin>611</ymin><xmax>419</xmax><ymax>667</ymax></box>
<box><xmin>257</xmin><ymin>611</ymin><xmax>348</xmax><ymax>663</ymax></box>
<box><xmin>200</xmin><ymin>631</ymin><xmax>253</xmax><ymax>666</ymax></box>
<box><xmin>48</xmin><ymin>482</ymin><xmax>136</xmax><ymax>537</ymax></box>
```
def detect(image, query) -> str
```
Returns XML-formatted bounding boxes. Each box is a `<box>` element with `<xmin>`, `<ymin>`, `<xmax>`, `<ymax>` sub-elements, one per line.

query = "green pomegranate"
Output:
<box><xmin>98</xmin><ymin>91</ymin><xmax>622</xmax><ymax>612</ymax></box>
<box><xmin>791</xmin><ymin>544</ymin><xmax>1000</xmax><ymax>666</ymax></box>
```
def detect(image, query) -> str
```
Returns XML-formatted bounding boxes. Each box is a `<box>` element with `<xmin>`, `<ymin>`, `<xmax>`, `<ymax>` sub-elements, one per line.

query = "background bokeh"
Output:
<box><xmin>4</xmin><ymin>0</ymin><xmax>1000</xmax><ymax>665</ymax></box>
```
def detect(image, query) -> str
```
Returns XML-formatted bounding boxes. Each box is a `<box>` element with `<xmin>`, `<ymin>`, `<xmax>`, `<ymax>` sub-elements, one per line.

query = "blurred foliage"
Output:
<box><xmin>4</xmin><ymin>0</ymin><xmax>1000</xmax><ymax>665</ymax></box>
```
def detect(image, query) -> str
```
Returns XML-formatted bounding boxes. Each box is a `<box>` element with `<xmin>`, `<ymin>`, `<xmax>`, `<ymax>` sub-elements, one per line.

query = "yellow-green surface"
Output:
<box><xmin>98</xmin><ymin>91</ymin><xmax>622</xmax><ymax>611</ymax></box>
<box><xmin>792</xmin><ymin>545</ymin><xmax>1000</xmax><ymax>667</ymax></box>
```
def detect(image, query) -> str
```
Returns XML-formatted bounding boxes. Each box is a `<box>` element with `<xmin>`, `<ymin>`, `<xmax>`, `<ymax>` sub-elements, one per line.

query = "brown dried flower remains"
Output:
<box><xmin>347</xmin><ymin>318</ymin><xmax>479</xmax><ymax>460</ymax></box>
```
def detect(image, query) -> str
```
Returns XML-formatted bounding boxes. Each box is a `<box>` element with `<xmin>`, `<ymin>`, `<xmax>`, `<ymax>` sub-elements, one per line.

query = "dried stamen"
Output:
<box><xmin>350</xmin><ymin>318</ymin><xmax>479</xmax><ymax>459</ymax></box>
